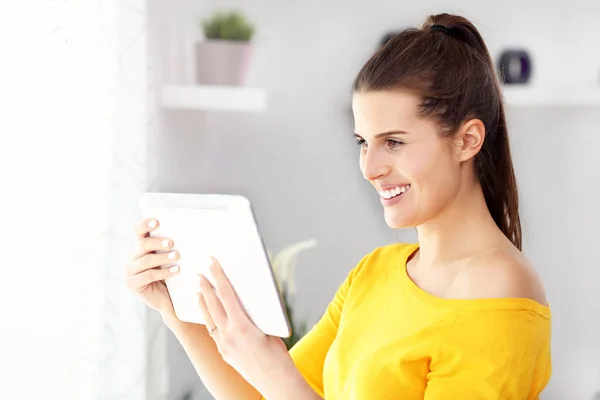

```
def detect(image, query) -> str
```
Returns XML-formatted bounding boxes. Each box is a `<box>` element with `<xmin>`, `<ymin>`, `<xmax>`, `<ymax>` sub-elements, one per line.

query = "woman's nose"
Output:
<box><xmin>360</xmin><ymin>148</ymin><xmax>391</xmax><ymax>181</ymax></box>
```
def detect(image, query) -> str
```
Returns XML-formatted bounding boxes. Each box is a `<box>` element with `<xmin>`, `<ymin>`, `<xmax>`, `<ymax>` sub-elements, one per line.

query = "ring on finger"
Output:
<box><xmin>209</xmin><ymin>326</ymin><xmax>217</xmax><ymax>336</ymax></box>
<box><xmin>208</xmin><ymin>326</ymin><xmax>218</xmax><ymax>337</ymax></box>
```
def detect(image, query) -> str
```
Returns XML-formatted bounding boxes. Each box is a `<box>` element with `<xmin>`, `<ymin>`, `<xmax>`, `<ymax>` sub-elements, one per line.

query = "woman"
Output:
<box><xmin>125</xmin><ymin>13</ymin><xmax>551</xmax><ymax>400</ymax></box>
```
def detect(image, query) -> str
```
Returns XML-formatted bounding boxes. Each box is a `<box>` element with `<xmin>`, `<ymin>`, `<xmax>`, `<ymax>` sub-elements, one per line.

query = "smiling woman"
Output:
<box><xmin>288</xmin><ymin>13</ymin><xmax>550</xmax><ymax>399</ymax></box>
<box><xmin>352</xmin><ymin>89</ymin><xmax>486</xmax><ymax>231</ymax></box>
<box><xmin>125</xmin><ymin>12</ymin><xmax>551</xmax><ymax>400</ymax></box>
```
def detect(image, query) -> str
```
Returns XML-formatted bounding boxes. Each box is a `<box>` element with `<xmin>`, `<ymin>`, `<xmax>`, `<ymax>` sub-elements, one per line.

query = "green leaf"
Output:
<box><xmin>200</xmin><ymin>10</ymin><xmax>255</xmax><ymax>41</ymax></box>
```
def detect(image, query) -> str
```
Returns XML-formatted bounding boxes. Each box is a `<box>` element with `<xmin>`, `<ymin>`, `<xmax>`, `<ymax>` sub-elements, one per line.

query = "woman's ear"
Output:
<box><xmin>455</xmin><ymin>118</ymin><xmax>485</xmax><ymax>162</ymax></box>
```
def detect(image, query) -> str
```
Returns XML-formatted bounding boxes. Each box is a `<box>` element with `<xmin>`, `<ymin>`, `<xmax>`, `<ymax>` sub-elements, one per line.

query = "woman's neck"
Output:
<box><xmin>414</xmin><ymin>182</ymin><xmax>508</xmax><ymax>268</ymax></box>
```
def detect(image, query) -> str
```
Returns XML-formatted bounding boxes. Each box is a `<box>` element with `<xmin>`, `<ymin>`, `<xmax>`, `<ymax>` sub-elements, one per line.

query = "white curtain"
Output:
<box><xmin>0</xmin><ymin>1</ymin><xmax>167</xmax><ymax>399</ymax></box>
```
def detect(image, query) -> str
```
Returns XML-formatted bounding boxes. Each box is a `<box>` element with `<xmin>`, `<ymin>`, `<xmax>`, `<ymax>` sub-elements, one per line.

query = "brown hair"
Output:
<box><xmin>353</xmin><ymin>13</ymin><xmax>522</xmax><ymax>250</ymax></box>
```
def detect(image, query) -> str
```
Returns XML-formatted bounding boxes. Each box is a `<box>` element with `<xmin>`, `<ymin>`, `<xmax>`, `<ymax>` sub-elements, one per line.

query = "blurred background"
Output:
<box><xmin>1</xmin><ymin>0</ymin><xmax>599</xmax><ymax>399</ymax></box>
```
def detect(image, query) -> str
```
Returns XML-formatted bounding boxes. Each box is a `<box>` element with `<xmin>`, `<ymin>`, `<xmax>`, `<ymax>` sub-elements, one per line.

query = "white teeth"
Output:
<box><xmin>380</xmin><ymin>185</ymin><xmax>410</xmax><ymax>199</ymax></box>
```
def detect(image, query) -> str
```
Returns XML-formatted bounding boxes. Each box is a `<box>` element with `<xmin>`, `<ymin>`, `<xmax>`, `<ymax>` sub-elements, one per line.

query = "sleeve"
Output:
<box><xmin>424</xmin><ymin>309</ymin><xmax>552</xmax><ymax>400</ymax></box>
<box><xmin>285</xmin><ymin>253</ymin><xmax>371</xmax><ymax>398</ymax></box>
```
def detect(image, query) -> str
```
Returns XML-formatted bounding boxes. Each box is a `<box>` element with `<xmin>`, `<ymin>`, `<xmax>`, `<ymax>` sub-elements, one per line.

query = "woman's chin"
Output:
<box><xmin>383</xmin><ymin>210</ymin><xmax>415</xmax><ymax>229</ymax></box>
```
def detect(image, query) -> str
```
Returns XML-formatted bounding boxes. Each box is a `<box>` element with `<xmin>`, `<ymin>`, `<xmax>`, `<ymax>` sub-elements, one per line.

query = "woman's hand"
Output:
<box><xmin>124</xmin><ymin>218</ymin><xmax>181</xmax><ymax>318</ymax></box>
<box><xmin>198</xmin><ymin>257</ymin><xmax>322</xmax><ymax>400</ymax></box>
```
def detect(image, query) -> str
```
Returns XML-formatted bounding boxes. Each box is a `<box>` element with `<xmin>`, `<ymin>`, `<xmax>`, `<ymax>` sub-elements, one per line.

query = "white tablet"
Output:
<box><xmin>138</xmin><ymin>192</ymin><xmax>291</xmax><ymax>338</ymax></box>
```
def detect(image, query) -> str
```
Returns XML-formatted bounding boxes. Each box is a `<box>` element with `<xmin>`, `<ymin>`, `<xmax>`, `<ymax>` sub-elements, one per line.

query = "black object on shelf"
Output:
<box><xmin>498</xmin><ymin>49</ymin><xmax>532</xmax><ymax>84</ymax></box>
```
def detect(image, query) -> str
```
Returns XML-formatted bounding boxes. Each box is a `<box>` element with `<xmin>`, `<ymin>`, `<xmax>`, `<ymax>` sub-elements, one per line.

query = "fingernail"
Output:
<box><xmin>169</xmin><ymin>265</ymin><xmax>179</xmax><ymax>273</ymax></box>
<box><xmin>162</xmin><ymin>239</ymin><xmax>171</xmax><ymax>248</ymax></box>
<box><xmin>168</xmin><ymin>251</ymin><xmax>178</xmax><ymax>260</ymax></box>
<box><xmin>148</xmin><ymin>220</ymin><xmax>157</xmax><ymax>228</ymax></box>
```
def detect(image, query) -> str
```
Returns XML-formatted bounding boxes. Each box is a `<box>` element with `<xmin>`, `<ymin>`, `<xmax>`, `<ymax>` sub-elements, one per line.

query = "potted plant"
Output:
<box><xmin>196</xmin><ymin>10</ymin><xmax>256</xmax><ymax>86</ymax></box>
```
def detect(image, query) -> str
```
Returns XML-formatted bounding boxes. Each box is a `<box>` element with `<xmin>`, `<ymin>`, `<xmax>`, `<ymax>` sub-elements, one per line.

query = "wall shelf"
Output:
<box><xmin>502</xmin><ymin>85</ymin><xmax>600</xmax><ymax>107</ymax></box>
<box><xmin>160</xmin><ymin>84</ymin><xmax>600</xmax><ymax>111</ymax></box>
<box><xmin>160</xmin><ymin>85</ymin><xmax>267</xmax><ymax>112</ymax></box>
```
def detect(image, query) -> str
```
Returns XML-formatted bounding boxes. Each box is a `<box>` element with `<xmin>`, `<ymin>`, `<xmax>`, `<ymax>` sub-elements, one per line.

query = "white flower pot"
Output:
<box><xmin>195</xmin><ymin>40</ymin><xmax>253</xmax><ymax>86</ymax></box>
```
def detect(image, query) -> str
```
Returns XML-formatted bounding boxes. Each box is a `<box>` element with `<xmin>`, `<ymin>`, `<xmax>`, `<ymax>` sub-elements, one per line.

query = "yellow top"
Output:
<box><xmin>288</xmin><ymin>243</ymin><xmax>552</xmax><ymax>400</ymax></box>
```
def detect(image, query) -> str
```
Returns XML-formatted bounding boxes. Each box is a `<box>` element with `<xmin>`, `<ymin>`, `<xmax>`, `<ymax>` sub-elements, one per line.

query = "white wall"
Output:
<box><xmin>509</xmin><ymin>107</ymin><xmax>600</xmax><ymax>400</ymax></box>
<box><xmin>148</xmin><ymin>1</ymin><xmax>600</xmax><ymax>399</ymax></box>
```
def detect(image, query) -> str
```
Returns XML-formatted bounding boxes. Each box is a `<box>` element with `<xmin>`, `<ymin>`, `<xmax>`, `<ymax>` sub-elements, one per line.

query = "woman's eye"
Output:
<box><xmin>355</xmin><ymin>137</ymin><xmax>403</xmax><ymax>149</ymax></box>
<box><xmin>386</xmin><ymin>139</ymin><xmax>404</xmax><ymax>148</ymax></box>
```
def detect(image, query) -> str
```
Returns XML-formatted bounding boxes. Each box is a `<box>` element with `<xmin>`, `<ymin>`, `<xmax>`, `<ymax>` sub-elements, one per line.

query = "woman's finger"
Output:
<box><xmin>126</xmin><ymin>265</ymin><xmax>180</xmax><ymax>292</ymax></box>
<box><xmin>198</xmin><ymin>292</ymin><xmax>219</xmax><ymax>339</ymax></box>
<box><xmin>132</xmin><ymin>236</ymin><xmax>173</xmax><ymax>260</ymax></box>
<box><xmin>208</xmin><ymin>257</ymin><xmax>247</xmax><ymax>321</ymax></box>
<box><xmin>199</xmin><ymin>273</ymin><xmax>228</xmax><ymax>328</ymax></box>
<box><xmin>134</xmin><ymin>218</ymin><xmax>160</xmax><ymax>239</ymax></box>
<box><xmin>126</xmin><ymin>250</ymin><xmax>180</xmax><ymax>277</ymax></box>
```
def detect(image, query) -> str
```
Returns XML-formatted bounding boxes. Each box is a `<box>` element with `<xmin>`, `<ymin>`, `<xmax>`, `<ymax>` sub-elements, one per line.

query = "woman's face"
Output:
<box><xmin>352</xmin><ymin>90</ymin><xmax>465</xmax><ymax>229</ymax></box>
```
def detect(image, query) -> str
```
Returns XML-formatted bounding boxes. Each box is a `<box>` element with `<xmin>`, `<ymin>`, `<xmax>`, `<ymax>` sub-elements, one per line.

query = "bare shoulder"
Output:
<box><xmin>449</xmin><ymin>247</ymin><xmax>548</xmax><ymax>306</ymax></box>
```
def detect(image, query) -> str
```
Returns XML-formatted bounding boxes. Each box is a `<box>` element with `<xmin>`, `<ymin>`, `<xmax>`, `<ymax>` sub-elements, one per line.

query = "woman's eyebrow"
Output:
<box><xmin>353</xmin><ymin>130</ymin><xmax>410</xmax><ymax>138</ymax></box>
